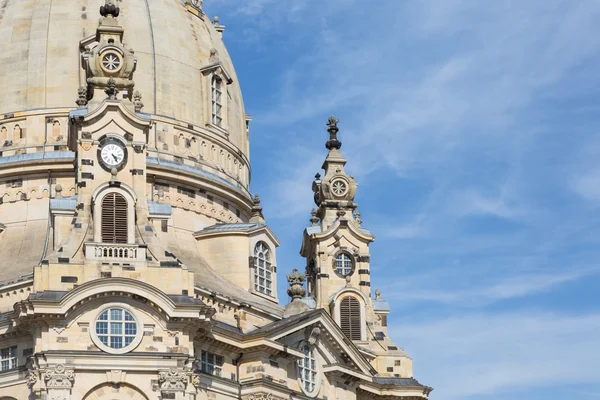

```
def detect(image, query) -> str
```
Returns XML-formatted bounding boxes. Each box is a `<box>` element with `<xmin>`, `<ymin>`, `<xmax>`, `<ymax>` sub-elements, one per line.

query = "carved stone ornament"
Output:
<box><xmin>44</xmin><ymin>364</ymin><xmax>75</xmax><ymax>389</ymax></box>
<box><xmin>100</xmin><ymin>0</ymin><xmax>120</xmax><ymax>18</ymax></box>
<box><xmin>325</xmin><ymin>115</ymin><xmax>342</xmax><ymax>150</ymax></box>
<box><xmin>105</xmin><ymin>77</ymin><xmax>118</xmax><ymax>100</ymax></box>
<box><xmin>158</xmin><ymin>368</ymin><xmax>188</xmax><ymax>391</ymax></box>
<box><xmin>191</xmin><ymin>374</ymin><xmax>201</xmax><ymax>388</ymax></box>
<box><xmin>244</xmin><ymin>394</ymin><xmax>284</xmax><ymax>400</ymax></box>
<box><xmin>133</xmin><ymin>90</ymin><xmax>144</xmax><ymax>112</ymax></box>
<box><xmin>286</xmin><ymin>268</ymin><xmax>306</xmax><ymax>299</ymax></box>
<box><xmin>249</xmin><ymin>194</ymin><xmax>265</xmax><ymax>224</ymax></box>
<box><xmin>310</xmin><ymin>208</ymin><xmax>319</xmax><ymax>226</ymax></box>
<box><xmin>76</xmin><ymin>86</ymin><xmax>88</xmax><ymax>108</ymax></box>
<box><xmin>353</xmin><ymin>209</ymin><xmax>362</xmax><ymax>225</ymax></box>
<box><xmin>27</xmin><ymin>366</ymin><xmax>39</xmax><ymax>387</ymax></box>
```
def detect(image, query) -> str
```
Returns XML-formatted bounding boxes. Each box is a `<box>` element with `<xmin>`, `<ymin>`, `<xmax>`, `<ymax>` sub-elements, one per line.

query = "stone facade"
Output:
<box><xmin>0</xmin><ymin>1</ymin><xmax>432</xmax><ymax>399</ymax></box>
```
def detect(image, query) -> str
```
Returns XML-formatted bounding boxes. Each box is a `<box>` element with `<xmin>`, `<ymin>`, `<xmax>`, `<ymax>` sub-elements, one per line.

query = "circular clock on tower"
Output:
<box><xmin>98</xmin><ymin>139</ymin><xmax>128</xmax><ymax>172</ymax></box>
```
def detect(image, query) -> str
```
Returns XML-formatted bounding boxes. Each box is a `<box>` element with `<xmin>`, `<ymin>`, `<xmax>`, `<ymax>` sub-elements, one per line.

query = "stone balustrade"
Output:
<box><xmin>84</xmin><ymin>242</ymin><xmax>147</xmax><ymax>261</ymax></box>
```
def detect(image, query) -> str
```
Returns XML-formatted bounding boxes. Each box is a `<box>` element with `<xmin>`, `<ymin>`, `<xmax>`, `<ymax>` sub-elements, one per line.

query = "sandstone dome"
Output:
<box><xmin>0</xmin><ymin>0</ymin><xmax>248</xmax><ymax>158</ymax></box>
<box><xmin>0</xmin><ymin>0</ymin><xmax>258</xmax><ymax>288</ymax></box>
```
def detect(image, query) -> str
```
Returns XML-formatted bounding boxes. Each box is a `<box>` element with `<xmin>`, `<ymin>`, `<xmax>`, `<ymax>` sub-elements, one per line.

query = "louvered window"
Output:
<box><xmin>101</xmin><ymin>193</ymin><xmax>128</xmax><ymax>243</ymax></box>
<box><xmin>340</xmin><ymin>296</ymin><xmax>362</xmax><ymax>341</ymax></box>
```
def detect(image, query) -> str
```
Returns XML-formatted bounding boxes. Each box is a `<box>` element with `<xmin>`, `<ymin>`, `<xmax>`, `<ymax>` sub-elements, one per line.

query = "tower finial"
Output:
<box><xmin>100</xmin><ymin>0</ymin><xmax>120</xmax><ymax>18</ymax></box>
<box><xmin>326</xmin><ymin>115</ymin><xmax>342</xmax><ymax>150</ymax></box>
<box><xmin>286</xmin><ymin>269</ymin><xmax>307</xmax><ymax>300</ymax></box>
<box><xmin>310</xmin><ymin>209</ymin><xmax>319</xmax><ymax>226</ymax></box>
<box><xmin>249</xmin><ymin>195</ymin><xmax>265</xmax><ymax>224</ymax></box>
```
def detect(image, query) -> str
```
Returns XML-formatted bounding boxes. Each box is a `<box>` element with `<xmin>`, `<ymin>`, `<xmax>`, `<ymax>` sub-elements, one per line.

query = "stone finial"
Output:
<box><xmin>375</xmin><ymin>289</ymin><xmax>382</xmax><ymax>302</ymax></box>
<box><xmin>76</xmin><ymin>86</ymin><xmax>88</xmax><ymax>108</ymax></box>
<box><xmin>110</xmin><ymin>168</ymin><xmax>118</xmax><ymax>180</ymax></box>
<box><xmin>326</xmin><ymin>115</ymin><xmax>342</xmax><ymax>150</ymax></box>
<box><xmin>54</xmin><ymin>184</ymin><xmax>63</xmax><ymax>199</ymax></box>
<box><xmin>249</xmin><ymin>195</ymin><xmax>265</xmax><ymax>224</ymax></box>
<box><xmin>286</xmin><ymin>268</ymin><xmax>306</xmax><ymax>300</ymax></box>
<box><xmin>100</xmin><ymin>0</ymin><xmax>120</xmax><ymax>18</ymax></box>
<box><xmin>105</xmin><ymin>77</ymin><xmax>118</xmax><ymax>100</ymax></box>
<box><xmin>310</xmin><ymin>209</ymin><xmax>319</xmax><ymax>226</ymax></box>
<box><xmin>345</xmin><ymin>275</ymin><xmax>352</xmax><ymax>287</ymax></box>
<box><xmin>353</xmin><ymin>209</ymin><xmax>362</xmax><ymax>225</ymax></box>
<box><xmin>213</xmin><ymin>16</ymin><xmax>226</xmax><ymax>37</ymax></box>
<box><xmin>133</xmin><ymin>91</ymin><xmax>144</xmax><ymax>112</ymax></box>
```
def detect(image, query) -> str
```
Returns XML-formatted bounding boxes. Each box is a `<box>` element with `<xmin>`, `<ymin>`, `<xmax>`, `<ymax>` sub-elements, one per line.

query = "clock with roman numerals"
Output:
<box><xmin>98</xmin><ymin>139</ymin><xmax>128</xmax><ymax>172</ymax></box>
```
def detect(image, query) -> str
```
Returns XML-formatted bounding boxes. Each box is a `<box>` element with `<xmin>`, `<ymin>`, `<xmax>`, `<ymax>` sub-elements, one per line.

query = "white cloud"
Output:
<box><xmin>382</xmin><ymin>268</ymin><xmax>597</xmax><ymax>306</ymax></box>
<box><xmin>392</xmin><ymin>312</ymin><xmax>600</xmax><ymax>399</ymax></box>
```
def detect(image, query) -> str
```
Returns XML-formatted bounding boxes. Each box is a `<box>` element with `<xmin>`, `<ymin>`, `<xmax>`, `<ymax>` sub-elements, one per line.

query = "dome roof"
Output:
<box><xmin>0</xmin><ymin>0</ymin><xmax>248</xmax><ymax>156</ymax></box>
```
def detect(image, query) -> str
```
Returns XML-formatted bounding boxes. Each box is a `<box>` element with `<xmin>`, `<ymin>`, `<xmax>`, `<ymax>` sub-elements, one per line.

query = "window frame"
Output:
<box><xmin>211</xmin><ymin>75</ymin><xmax>224</xmax><ymax>128</ymax></box>
<box><xmin>0</xmin><ymin>346</ymin><xmax>17</xmax><ymax>371</ymax></box>
<box><xmin>199</xmin><ymin>350</ymin><xmax>224</xmax><ymax>377</ymax></box>
<box><xmin>90</xmin><ymin>303</ymin><xmax>143</xmax><ymax>355</ymax></box>
<box><xmin>92</xmin><ymin>184</ymin><xmax>136</xmax><ymax>244</ymax></box>
<box><xmin>253</xmin><ymin>241</ymin><xmax>273</xmax><ymax>297</ymax></box>
<box><xmin>338</xmin><ymin>295</ymin><xmax>364</xmax><ymax>341</ymax></box>
<box><xmin>333</xmin><ymin>251</ymin><xmax>355</xmax><ymax>278</ymax></box>
<box><xmin>201</xmin><ymin>64</ymin><xmax>231</xmax><ymax>135</ymax></box>
<box><xmin>296</xmin><ymin>342</ymin><xmax>321</xmax><ymax>398</ymax></box>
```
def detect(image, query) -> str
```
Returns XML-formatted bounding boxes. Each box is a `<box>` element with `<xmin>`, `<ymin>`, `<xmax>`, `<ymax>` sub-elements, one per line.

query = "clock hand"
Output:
<box><xmin>112</xmin><ymin>154</ymin><xmax>118</xmax><ymax>162</ymax></box>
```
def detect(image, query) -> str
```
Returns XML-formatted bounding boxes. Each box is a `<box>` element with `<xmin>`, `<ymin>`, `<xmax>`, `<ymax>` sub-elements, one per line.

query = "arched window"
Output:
<box><xmin>297</xmin><ymin>344</ymin><xmax>319</xmax><ymax>396</ymax></box>
<box><xmin>13</xmin><ymin>124</ymin><xmax>23</xmax><ymax>140</ymax></box>
<box><xmin>254</xmin><ymin>242</ymin><xmax>272</xmax><ymax>296</ymax></box>
<box><xmin>101</xmin><ymin>193</ymin><xmax>128</xmax><ymax>243</ymax></box>
<box><xmin>211</xmin><ymin>76</ymin><xmax>223</xmax><ymax>127</ymax></box>
<box><xmin>334</xmin><ymin>252</ymin><xmax>354</xmax><ymax>277</ymax></box>
<box><xmin>340</xmin><ymin>296</ymin><xmax>361</xmax><ymax>340</ymax></box>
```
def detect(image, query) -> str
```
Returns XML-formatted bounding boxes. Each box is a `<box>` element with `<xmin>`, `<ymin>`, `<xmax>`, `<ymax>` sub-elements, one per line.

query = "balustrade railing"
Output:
<box><xmin>84</xmin><ymin>242</ymin><xmax>146</xmax><ymax>261</ymax></box>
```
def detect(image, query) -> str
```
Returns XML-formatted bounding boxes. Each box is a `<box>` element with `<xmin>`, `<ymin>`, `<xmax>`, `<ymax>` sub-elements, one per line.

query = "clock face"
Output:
<box><xmin>99</xmin><ymin>141</ymin><xmax>127</xmax><ymax>170</ymax></box>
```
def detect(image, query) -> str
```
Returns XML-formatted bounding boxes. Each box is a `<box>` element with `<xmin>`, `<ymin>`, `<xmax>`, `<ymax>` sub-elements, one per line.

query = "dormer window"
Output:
<box><xmin>211</xmin><ymin>76</ymin><xmax>223</xmax><ymax>127</ymax></box>
<box><xmin>254</xmin><ymin>241</ymin><xmax>273</xmax><ymax>296</ymax></box>
<box><xmin>200</xmin><ymin>58</ymin><xmax>232</xmax><ymax>133</ymax></box>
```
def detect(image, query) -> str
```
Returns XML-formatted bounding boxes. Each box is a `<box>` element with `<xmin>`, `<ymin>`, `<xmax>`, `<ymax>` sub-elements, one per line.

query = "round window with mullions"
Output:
<box><xmin>333</xmin><ymin>252</ymin><xmax>354</xmax><ymax>277</ymax></box>
<box><xmin>91</xmin><ymin>304</ymin><xmax>143</xmax><ymax>354</ymax></box>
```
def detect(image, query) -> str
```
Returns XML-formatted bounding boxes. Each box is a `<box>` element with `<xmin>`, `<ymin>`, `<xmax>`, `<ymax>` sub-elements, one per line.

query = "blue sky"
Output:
<box><xmin>205</xmin><ymin>1</ymin><xmax>600</xmax><ymax>399</ymax></box>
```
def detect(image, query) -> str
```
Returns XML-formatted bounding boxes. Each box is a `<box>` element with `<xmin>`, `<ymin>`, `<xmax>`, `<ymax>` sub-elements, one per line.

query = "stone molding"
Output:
<box><xmin>242</xmin><ymin>393</ymin><xmax>285</xmax><ymax>400</ymax></box>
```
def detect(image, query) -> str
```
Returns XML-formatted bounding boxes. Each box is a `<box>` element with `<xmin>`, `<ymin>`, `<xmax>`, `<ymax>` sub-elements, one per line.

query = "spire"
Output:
<box><xmin>100</xmin><ymin>0</ymin><xmax>120</xmax><ymax>18</ymax></box>
<box><xmin>325</xmin><ymin>115</ymin><xmax>342</xmax><ymax>150</ymax></box>
<box><xmin>311</xmin><ymin>115</ymin><xmax>358</xmax><ymax>229</ymax></box>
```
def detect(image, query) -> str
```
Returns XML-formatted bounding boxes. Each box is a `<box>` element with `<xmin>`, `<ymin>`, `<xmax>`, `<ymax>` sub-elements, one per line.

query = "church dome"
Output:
<box><xmin>0</xmin><ymin>0</ymin><xmax>249</xmax><ymax>159</ymax></box>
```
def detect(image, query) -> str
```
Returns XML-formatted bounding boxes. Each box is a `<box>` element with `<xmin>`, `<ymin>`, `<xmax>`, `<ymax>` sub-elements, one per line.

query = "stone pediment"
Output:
<box><xmin>247</xmin><ymin>309</ymin><xmax>377</xmax><ymax>378</ymax></box>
